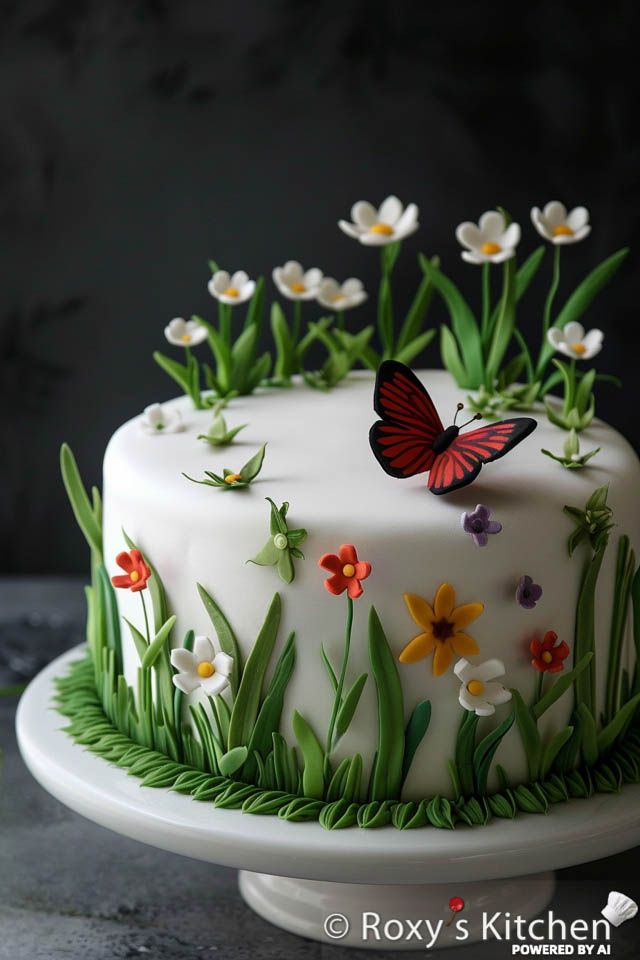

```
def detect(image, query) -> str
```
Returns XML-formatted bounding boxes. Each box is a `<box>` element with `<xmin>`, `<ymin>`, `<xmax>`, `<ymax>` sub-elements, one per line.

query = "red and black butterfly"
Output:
<box><xmin>369</xmin><ymin>361</ymin><xmax>537</xmax><ymax>495</ymax></box>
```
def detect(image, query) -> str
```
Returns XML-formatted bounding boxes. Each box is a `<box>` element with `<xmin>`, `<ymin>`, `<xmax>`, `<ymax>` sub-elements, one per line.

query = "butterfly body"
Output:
<box><xmin>369</xmin><ymin>361</ymin><xmax>537</xmax><ymax>496</ymax></box>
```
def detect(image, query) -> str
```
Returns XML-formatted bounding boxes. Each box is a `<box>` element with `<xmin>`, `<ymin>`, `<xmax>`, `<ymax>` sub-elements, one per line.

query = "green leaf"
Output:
<box><xmin>540</xmin><ymin>726</ymin><xmax>574</xmax><ymax>779</ymax></box>
<box><xmin>402</xmin><ymin>700</ymin><xmax>431</xmax><ymax>785</ymax></box>
<box><xmin>439</xmin><ymin>324</ymin><xmax>469</xmax><ymax>387</ymax></box>
<box><xmin>249</xmin><ymin>540</ymin><xmax>280</xmax><ymax>567</ymax></box>
<box><xmin>271</xmin><ymin>302</ymin><xmax>297</xmax><ymax>379</ymax></box>
<box><xmin>597</xmin><ymin>692</ymin><xmax>640</xmax><ymax>757</ymax></box>
<box><xmin>243</xmin><ymin>633</ymin><xmax>296</xmax><ymax>780</ymax></box>
<box><xmin>60</xmin><ymin>444</ymin><xmax>103</xmax><ymax>557</ymax></box>
<box><xmin>335</xmin><ymin>673</ymin><xmax>368</xmax><ymax>741</ymax></box>
<box><xmin>573</xmin><ymin>545</ymin><xmax>607</xmax><ymax>712</ymax></box>
<box><xmin>394</xmin><ymin>328</ymin><xmax>436</xmax><ymax>365</ymax></box>
<box><xmin>141</xmin><ymin>616</ymin><xmax>177</xmax><ymax>670</ymax></box>
<box><xmin>368</xmin><ymin>607</ymin><xmax>405</xmax><ymax>801</ymax></box>
<box><xmin>231</xmin><ymin>323</ymin><xmax>259</xmax><ymax>392</ymax></box>
<box><xmin>240</xmin><ymin>444</ymin><xmax>267</xmax><ymax>482</ymax></box>
<box><xmin>321</xmin><ymin>643</ymin><xmax>338</xmax><ymax>694</ymax></box>
<box><xmin>575</xmin><ymin>367</ymin><xmax>596</xmax><ymax>416</ymax></box>
<box><xmin>197</xmin><ymin>584</ymin><xmax>242</xmax><ymax>695</ymax></box>
<box><xmin>533</xmin><ymin>652</ymin><xmax>593</xmax><ymax>720</ymax></box>
<box><xmin>219</xmin><ymin>746</ymin><xmax>248</xmax><ymax>777</ymax></box>
<box><xmin>152</xmin><ymin>351</ymin><xmax>190</xmax><ymax>394</ymax></box>
<box><xmin>515</xmin><ymin>246</ymin><xmax>545</xmax><ymax>299</ymax></box>
<box><xmin>485</xmin><ymin>257</ymin><xmax>516</xmax><ymax>387</ymax></box>
<box><xmin>276</xmin><ymin>549</ymin><xmax>294</xmax><ymax>584</ymax></box>
<box><xmin>472</xmin><ymin>711</ymin><xmax>515</xmax><ymax>795</ymax></box>
<box><xmin>605</xmin><ymin>537</ymin><xmax>635</xmax><ymax>722</ymax></box>
<box><xmin>576</xmin><ymin>703</ymin><xmax>599</xmax><ymax>766</ymax></box>
<box><xmin>396</xmin><ymin>258</ymin><xmax>436</xmax><ymax>351</ymax></box>
<box><xmin>124</xmin><ymin>618</ymin><xmax>148</xmax><ymax>663</ymax></box>
<box><xmin>244</xmin><ymin>275</ymin><xmax>264</xmax><ymax>331</ymax></box>
<box><xmin>454</xmin><ymin>709</ymin><xmax>479</xmax><ymax>797</ymax></box>
<box><xmin>421</xmin><ymin>255</ymin><xmax>483</xmax><ymax>386</ymax></box>
<box><xmin>228</xmin><ymin>594</ymin><xmax>281</xmax><ymax>749</ymax></box>
<box><xmin>512</xmin><ymin>689</ymin><xmax>542</xmax><ymax>781</ymax></box>
<box><xmin>291</xmin><ymin>710</ymin><xmax>325</xmax><ymax>799</ymax></box>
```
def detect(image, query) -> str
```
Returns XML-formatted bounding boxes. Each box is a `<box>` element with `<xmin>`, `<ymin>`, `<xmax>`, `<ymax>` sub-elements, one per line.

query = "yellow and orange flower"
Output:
<box><xmin>399</xmin><ymin>583</ymin><xmax>484</xmax><ymax>676</ymax></box>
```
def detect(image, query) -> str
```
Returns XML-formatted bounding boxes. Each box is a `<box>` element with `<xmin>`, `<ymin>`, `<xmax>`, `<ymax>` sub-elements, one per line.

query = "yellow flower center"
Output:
<box><xmin>342</xmin><ymin>563</ymin><xmax>356</xmax><ymax>577</ymax></box>
<box><xmin>290</xmin><ymin>281</ymin><xmax>306</xmax><ymax>293</ymax></box>
<box><xmin>223</xmin><ymin>286</ymin><xmax>240</xmax><ymax>297</ymax></box>
<box><xmin>225</xmin><ymin>473</ymin><xmax>242</xmax><ymax>484</ymax></box>
<box><xmin>541</xmin><ymin>651</ymin><xmax>553</xmax><ymax>664</ymax></box>
<box><xmin>432</xmin><ymin>618</ymin><xmax>454</xmax><ymax>641</ymax></box>
<box><xmin>130</xmin><ymin>570</ymin><xmax>139</xmax><ymax>583</ymax></box>
<box><xmin>180</xmin><ymin>333</ymin><xmax>192</xmax><ymax>343</ymax></box>
<box><xmin>467</xmin><ymin>679</ymin><xmax>485</xmax><ymax>696</ymax></box>
<box><xmin>553</xmin><ymin>224</ymin><xmax>574</xmax><ymax>237</ymax></box>
<box><xmin>480</xmin><ymin>242</ymin><xmax>501</xmax><ymax>255</ymax></box>
<box><xmin>333</xmin><ymin>293</ymin><xmax>346</xmax><ymax>302</ymax></box>
<box><xmin>197</xmin><ymin>661</ymin><xmax>215</xmax><ymax>678</ymax></box>
<box><xmin>571</xmin><ymin>342</ymin><xmax>587</xmax><ymax>356</ymax></box>
<box><xmin>369</xmin><ymin>222</ymin><xmax>394</xmax><ymax>236</ymax></box>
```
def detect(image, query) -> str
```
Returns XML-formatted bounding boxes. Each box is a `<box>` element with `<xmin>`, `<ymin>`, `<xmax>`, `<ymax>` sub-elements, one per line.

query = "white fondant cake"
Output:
<box><xmin>102</xmin><ymin>370</ymin><xmax>640</xmax><ymax>800</ymax></box>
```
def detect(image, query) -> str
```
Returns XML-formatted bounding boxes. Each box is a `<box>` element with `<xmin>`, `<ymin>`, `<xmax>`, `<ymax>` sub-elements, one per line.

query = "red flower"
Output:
<box><xmin>111</xmin><ymin>549</ymin><xmax>151</xmax><ymax>593</ymax></box>
<box><xmin>318</xmin><ymin>544</ymin><xmax>371</xmax><ymax>599</ymax></box>
<box><xmin>530</xmin><ymin>631</ymin><xmax>569</xmax><ymax>673</ymax></box>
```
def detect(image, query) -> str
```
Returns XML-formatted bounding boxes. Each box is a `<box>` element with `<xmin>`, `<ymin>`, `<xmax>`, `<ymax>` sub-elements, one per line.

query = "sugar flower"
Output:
<box><xmin>317</xmin><ymin>277</ymin><xmax>367</xmax><ymax>311</ymax></box>
<box><xmin>140</xmin><ymin>403</ymin><xmax>184</xmax><ymax>435</ymax></box>
<box><xmin>318</xmin><ymin>544</ymin><xmax>371</xmax><ymax>599</ymax></box>
<box><xmin>272</xmin><ymin>261</ymin><xmax>323</xmax><ymax>301</ymax></box>
<box><xmin>170</xmin><ymin>636</ymin><xmax>233</xmax><ymax>696</ymax></box>
<box><xmin>208</xmin><ymin>270</ymin><xmax>256</xmax><ymax>305</ymax></box>
<box><xmin>455</xmin><ymin>658</ymin><xmax>512</xmax><ymax>716</ymax></box>
<box><xmin>164</xmin><ymin>317</ymin><xmax>208</xmax><ymax>348</ymax></box>
<box><xmin>516</xmin><ymin>575</ymin><xmax>543</xmax><ymax>610</ymax></box>
<box><xmin>461</xmin><ymin>504</ymin><xmax>502</xmax><ymax>547</ymax></box>
<box><xmin>455</xmin><ymin>210</ymin><xmax>521</xmax><ymax>265</ymax></box>
<box><xmin>400</xmin><ymin>583</ymin><xmax>484</xmax><ymax>677</ymax></box>
<box><xmin>547</xmin><ymin>321</ymin><xmax>603</xmax><ymax>361</ymax></box>
<box><xmin>338</xmin><ymin>195</ymin><xmax>419</xmax><ymax>247</ymax></box>
<box><xmin>531</xmin><ymin>202</ymin><xmax>591</xmax><ymax>245</ymax></box>
<box><xmin>111</xmin><ymin>550</ymin><xmax>151</xmax><ymax>593</ymax></box>
<box><xmin>530</xmin><ymin>631</ymin><xmax>569</xmax><ymax>674</ymax></box>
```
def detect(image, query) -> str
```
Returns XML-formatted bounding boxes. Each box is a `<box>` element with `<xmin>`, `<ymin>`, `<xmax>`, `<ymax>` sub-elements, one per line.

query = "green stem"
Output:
<box><xmin>481</xmin><ymin>262</ymin><xmax>491</xmax><ymax>347</ymax></box>
<box><xmin>564</xmin><ymin>359</ymin><xmax>577</xmax><ymax>415</ymax></box>
<box><xmin>326</xmin><ymin>595</ymin><xmax>354</xmax><ymax>756</ymax></box>
<box><xmin>541</xmin><ymin>245</ymin><xmax>561</xmax><ymax>346</ymax></box>
<box><xmin>336</xmin><ymin>310</ymin><xmax>345</xmax><ymax>332</ymax></box>
<box><xmin>140</xmin><ymin>592</ymin><xmax>151</xmax><ymax>645</ymax></box>
<box><xmin>534</xmin><ymin>671</ymin><xmax>544</xmax><ymax>707</ymax></box>
<box><xmin>219</xmin><ymin>302</ymin><xmax>231</xmax><ymax>347</ymax></box>
<box><xmin>292</xmin><ymin>300</ymin><xmax>302</xmax><ymax>344</ymax></box>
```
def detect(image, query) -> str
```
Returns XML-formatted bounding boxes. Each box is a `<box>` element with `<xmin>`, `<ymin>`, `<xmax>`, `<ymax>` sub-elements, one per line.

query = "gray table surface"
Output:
<box><xmin>1</xmin><ymin>578</ymin><xmax>640</xmax><ymax>959</ymax></box>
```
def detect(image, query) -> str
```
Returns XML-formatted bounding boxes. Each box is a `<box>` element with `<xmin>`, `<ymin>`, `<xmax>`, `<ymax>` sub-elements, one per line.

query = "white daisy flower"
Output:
<box><xmin>140</xmin><ymin>403</ymin><xmax>183</xmax><ymax>435</ymax></box>
<box><xmin>208</xmin><ymin>270</ymin><xmax>256</xmax><ymax>305</ymax></box>
<box><xmin>170</xmin><ymin>636</ymin><xmax>233</xmax><ymax>696</ymax></box>
<box><xmin>547</xmin><ymin>321</ymin><xmax>604</xmax><ymax>361</ymax></box>
<box><xmin>455</xmin><ymin>210</ymin><xmax>521</xmax><ymax>265</ymax></box>
<box><xmin>317</xmin><ymin>276</ymin><xmax>367</xmax><ymax>311</ymax></box>
<box><xmin>531</xmin><ymin>202</ymin><xmax>591</xmax><ymax>245</ymax></box>
<box><xmin>164</xmin><ymin>317</ymin><xmax>208</xmax><ymax>348</ymax></box>
<box><xmin>338</xmin><ymin>195</ymin><xmax>419</xmax><ymax>247</ymax></box>
<box><xmin>454</xmin><ymin>658</ymin><xmax>512</xmax><ymax>717</ymax></box>
<box><xmin>272</xmin><ymin>261</ymin><xmax>323</xmax><ymax>301</ymax></box>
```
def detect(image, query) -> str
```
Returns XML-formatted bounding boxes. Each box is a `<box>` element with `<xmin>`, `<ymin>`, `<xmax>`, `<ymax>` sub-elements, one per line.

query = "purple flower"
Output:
<box><xmin>461</xmin><ymin>504</ymin><xmax>502</xmax><ymax>547</ymax></box>
<box><xmin>516</xmin><ymin>575</ymin><xmax>543</xmax><ymax>609</ymax></box>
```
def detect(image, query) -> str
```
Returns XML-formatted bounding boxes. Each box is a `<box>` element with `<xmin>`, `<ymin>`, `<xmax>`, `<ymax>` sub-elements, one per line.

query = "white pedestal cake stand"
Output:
<box><xmin>17</xmin><ymin>647</ymin><xmax>640</xmax><ymax>950</ymax></box>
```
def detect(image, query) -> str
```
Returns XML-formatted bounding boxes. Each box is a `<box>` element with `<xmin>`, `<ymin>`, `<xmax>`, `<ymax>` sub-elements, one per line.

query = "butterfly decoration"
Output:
<box><xmin>369</xmin><ymin>361</ymin><xmax>537</xmax><ymax>495</ymax></box>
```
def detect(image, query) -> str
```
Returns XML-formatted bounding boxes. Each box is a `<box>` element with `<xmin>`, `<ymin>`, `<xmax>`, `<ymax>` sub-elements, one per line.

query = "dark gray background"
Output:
<box><xmin>2</xmin><ymin>0</ymin><xmax>639</xmax><ymax>573</ymax></box>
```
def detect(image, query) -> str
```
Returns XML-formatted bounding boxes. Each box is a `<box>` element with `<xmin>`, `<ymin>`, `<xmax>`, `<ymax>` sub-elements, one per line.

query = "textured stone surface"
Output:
<box><xmin>1</xmin><ymin>580</ymin><xmax>640</xmax><ymax>958</ymax></box>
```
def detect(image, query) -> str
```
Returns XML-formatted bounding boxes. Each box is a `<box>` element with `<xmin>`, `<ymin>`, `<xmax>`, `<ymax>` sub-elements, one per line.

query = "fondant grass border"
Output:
<box><xmin>56</xmin><ymin>655</ymin><xmax>640</xmax><ymax>830</ymax></box>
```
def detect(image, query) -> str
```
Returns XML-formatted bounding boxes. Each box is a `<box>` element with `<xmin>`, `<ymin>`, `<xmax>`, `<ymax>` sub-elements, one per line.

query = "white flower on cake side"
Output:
<box><xmin>547</xmin><ymin>321</ymin><xmax>603</xmax><ymax>361</ymax></box>
<box><xmin>317</xmin><ymin>277</ymin><xmax>368</xmax><ymax>311</ymax></box>
<box><xmin>272</xmin><ymin>261</ymin><xmax>323</xmax><ymax>301</ymax></box>
<box><xmin>140</xmin><ymin>403</ymin><xmax>183</xmax><ymax>435</ymax></box>
<box><xmin>531</xmin><ymin>202</ymin><xmax>591</xmax><ymax>245</ymax></box>
<box><xmin>454</xmin><ymin>658</ymin><xmax>512</xmax><ymax>716</ymax></box>
<box><xmin>338</xmin><ymin>195</ymin><xmax>419</xmax><ymax>246</ymax></box>
<box><xmin>170</xmin><ymin>636</ymin><xmax>233</xmax><ymax>696</ymax></box>
<box><xmin>455</xmin><ymin>210</ymin><xmax>521</xmax><ymax>265</ymax></box>
<box><xmin>164</xmin><ymin>317</ymin><xmax>208</xmax><ymax>348</ymax></box>
<box><xmin>208</xmin><ymin>270</ymin><xmax>256</xmax><ymax>305</ymax></box>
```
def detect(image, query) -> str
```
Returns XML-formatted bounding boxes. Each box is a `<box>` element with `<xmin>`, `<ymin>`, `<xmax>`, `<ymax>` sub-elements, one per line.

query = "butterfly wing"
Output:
<box><xmin>427</xmin><ymin>418</ymin><xmax>538</xmax><ymax>495</ymax></box>
<box><xmin>369</xmin><ymin>360</ymin><xmax>445</xmax><ymax>479</ymax></box>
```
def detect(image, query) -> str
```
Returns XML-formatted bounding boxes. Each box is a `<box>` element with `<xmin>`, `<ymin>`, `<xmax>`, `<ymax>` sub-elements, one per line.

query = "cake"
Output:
<box><xmin>56</xmin><ymin>197</ymin><xmax>640</xmax><ymax>830</ymax></box>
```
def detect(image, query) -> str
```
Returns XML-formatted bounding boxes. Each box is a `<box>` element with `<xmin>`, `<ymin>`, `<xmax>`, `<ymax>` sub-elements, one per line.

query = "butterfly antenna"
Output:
<box><xmin>459</xmin><ymin>413</ymin><xmax>482</xmax><ymax>429</ymax></box>
<box><xmin>453</xmin><ymin>402</ymin><xmax>465</xmax><ymax>425</ymax></box>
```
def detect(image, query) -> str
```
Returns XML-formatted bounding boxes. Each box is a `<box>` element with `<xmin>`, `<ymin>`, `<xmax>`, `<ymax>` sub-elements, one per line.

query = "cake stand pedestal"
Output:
<box><xmin>17</xmin><ymin>647</ymin><xmax>640</xmax><ymax>950</ymax></box>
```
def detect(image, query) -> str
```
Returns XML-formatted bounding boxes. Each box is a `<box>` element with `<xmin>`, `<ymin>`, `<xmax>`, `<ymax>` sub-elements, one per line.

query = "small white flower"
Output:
<box><xmin>208</xmin><ymin>269</ymin><xmax>256</xmax><ymax>305</ymax></box>
<box><xmin>456</xmin><ymin>210</ymin><xmax>521</xmax><ymax>265</ymax></box>
<box><xmin>531</xmin><ymin>201</ymin><xmax>591</xmax><ymax>245</ymax></box>
<box><xmin>547</xmin><ymin>321</ymin><xmax>604</xmax><ymax>361</ymax></box>
<box><xmin>170</xmin><ymin>636</ymin><xmax>233</xmax><ymax>696</ymax></box>
<box><xmin>164</xmin><ymin>317</ymin><xmax>208</xmax><ymax>348</ymax></box>
<box><xmin>338</xmin><ymin>195</ymin><xmax>419</xmax><ymax>247</ymax></box>
<box><xmin>272</xmin><ymin>261</ymin><xmax>323</xmax><ymax>301</ymax></box>
<box><xmin>317</xmin><ymin>276</ymin><xmax>367</xmax><ymax>311</ymax></box>
<box><xmin>454</xmin><ymin>658</ymin><xmax>512</xmax><ymax>717</ymax></box>
<box><xmin>140</xmin><ymin>403</ymin><xmax>184</xmax><ymax>435</ymax></box>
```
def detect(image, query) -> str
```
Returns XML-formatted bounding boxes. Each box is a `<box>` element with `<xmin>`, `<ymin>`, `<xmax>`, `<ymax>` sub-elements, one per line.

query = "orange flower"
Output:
<box><xmin>399</xmin><ymin>583</ymin><xmax>484</xmax><ymax>676</ymax></box>
<box><xmin>111</xmin><ymin>549</ymin><xmax>151</xmax><ymax>593</ymax></box>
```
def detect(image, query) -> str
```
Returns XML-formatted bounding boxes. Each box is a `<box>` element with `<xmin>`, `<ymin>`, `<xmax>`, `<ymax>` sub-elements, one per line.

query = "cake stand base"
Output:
<box><xmin>238</xmin><ymin>870</ymin><xmax>556</xmax><ymax>949</ymax></box>
<box><xmin>16</xmin><ymin>647</ymin><xmax>640</xmax><ymax>951</ymax></box>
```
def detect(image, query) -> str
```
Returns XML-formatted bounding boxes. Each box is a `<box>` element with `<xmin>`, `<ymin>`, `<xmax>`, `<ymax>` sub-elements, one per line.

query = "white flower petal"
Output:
<box><xmin>342</xmin><ymin>277</ymin><xmax>364</xmax><ymax>296</ymax></box>
<box><xmin>500</xmin><ymin>222</ymin><xmax>521</xmax><ymax>250</ymax></box>
<box><xmin>566</xmin><ymin>206</ymin><xmax>589</xmax><ymax>231</ymax></box>
<box><xmin>394</xmin><ymin>202</ymin><xmax>419</xmax><ymax>236</ymax></box>
<box><xmin>194</xmin><ymin>635</ymin><xmax>215</xmax><ymax>663</ymax></box>
<box><xmin>171</xmin><ymin>648</ymin><xmax>197</xmax><ymax>672</ymax></box>
<box><xmin>144</xmin><ymin>403</ymin><xmax>164</xmax><ymax>425</ymax></box>
<box><xmin>483</xmin><ymin>682</ymin><xmax>512</xmax><ymax>705</ymax></box>
<box><xmin>231</xmin><ymin>270</ymin><xmax>249</xmax><ymax>288</ymax></box>
<box><xmin>582</xmin><ymin>328</ymin><xmax>604</xmax><ymax>351</ymax></box>
<box><xmin>570</xmin><ymin>225</ymin><xmax>591</xmax><ymax>243</ymax></box>
<box><xmin>454</xmin><ymin>658</ymin><xmax>473</xmax><ymax>682</ymax></box>
<box><xmin>351</xmin><ymin>201</ymin><xmax>377</xmax><ymax>227</ymax></box>
<box><xmin>212</xmin><ymin>270</ymin><xmax>231</xmax><ymax>292</ymax></box>
<box><xmin>461</xmin><ymin>250</ymin><xmax>484</xmax><ymax>264</ymax></box>
<box><xmin>338</xmin><ymin>219</ymin><xmax>362</xmax><ymax>239</ymax></box>
<box><xmin>303</xmin><ymin>267</ymin><xmax>323</xmax><ymax>288</ymax></box>
<box><xmin>478</xmin><ymin>210</ymin><xmax>506</xmax><ymax>240</ymax></box>
<box><xmin>474</xmin><ymin>700</ymin><xmax>496</xmax><ymax>717</ymax></box>
<box><xmin>359</xmin><ymin>230</ymin><xmax>397</xmax><ymax>246</ymax></box>
<box><xmin>547</xmin><ymin>327</ymin><xmax>565</xmax><ymax>349</ymax></box>
<box><xmin>456</xmin><ymin>222</ymin><xmax>482</xmax><ymax>250</ymax></box>
<box><xmin>282</xmin><ymin>260</ymin><xmax>304</xmax><ymax>282</ymax></box>
<box><xmin>489</xmin><ymin>248</ymin><xmax>516</xmax><ymax>263</ymax></box>
<box><xmin>201</xmin><ymin>672</ymin><xmax>229</xmax><ymax>697</ymax></box>
<box><xmin>555</xmin><ymin>341</ymin><xmax>575</xmax><ymax>358</ymax></box>
<box><xmin>542</xmin><ymin>201</ymin><xmax>567</xmax><ymax>226</ymax></box>
<box><xmin>213</xmin><ymin>652</ymin><xmax>234</xmax><ymax>677</ymax></box>
<box><xmin>470</xmin><ymin>658</ymin><xmax>506</xmax><ymax>683</ymax></box>
<box><xmin>563</xmin><ymin>321</ymin><xmax>586</xmax><ymax>345</ymax></box>
<box><xmin>378</xmin><ymin>195</ymin><xmax>403</xmax><ymax>225</ymax></box>
<box><xmin>172</xmin><ymin>672</ymin><xmax>200</xmax><ymax>695</ymax></box>
<box><xmin>458</xmin><ymin>686</ymin><xmax>477</xmax><ymax>712</ymax></box>
<box><xmin>318</xmin><ymin>278</ymin><xmax>340</xmax><ymax>299</ymax></box>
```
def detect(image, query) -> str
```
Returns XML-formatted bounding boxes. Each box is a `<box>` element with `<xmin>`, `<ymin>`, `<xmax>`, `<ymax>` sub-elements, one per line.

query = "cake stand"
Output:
<box><xmin>17</xmin><ymin>646</ymin><xmax>640</xmax><ymax>950</ymax></box>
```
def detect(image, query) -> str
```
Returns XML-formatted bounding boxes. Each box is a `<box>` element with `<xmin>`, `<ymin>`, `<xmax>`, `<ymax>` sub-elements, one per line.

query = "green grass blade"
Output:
<box><xmin>368</xmin><ymin>607</ymin><xmax>404</xmax><ymax>801</ymax></box>
<box><xmin>402</xmin><ymin>700</ymin><xmax>431</xmax><ymax>785</ymax></box>
<box><xmin>532</xmin><ymin>652</ymin><xmax>593</xmax><ymax>720</ymax></box>
<box><xmin>60</xmin><ymin>444</ymin><xmax>103</xmax><ymax>557</ymax></box>
<box><xmin>228</xmin><ymin>593</ymin><xmax>281</xmax><ymax>749</ymax></box>
<box><xmin>197</xmin><ymin>583</ymin><xmax>242</xmax><ymax>694</ymax></box>
<box><xmin>421</xmin><ymin>255</ymin><xmax>483</xmax><ymax>386</ymax></box>
<box><xmin>511</xmin><ymin>689</ymin><xmax>542</xmax><ymax>781</ymax></box>
<box><xmin>292</xmin><ymin>710</ymin><xmax>325</xmax><ymax>799</ymax></box>
<box><xmin>141</xmin><ymin>616</ymin><xmax>177</xmax><ymax>670</ymax></box>
<box><xmin>597</xmin><ymin>692</ymin><xmax>640</xmax><ymax>757</ymax></box>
